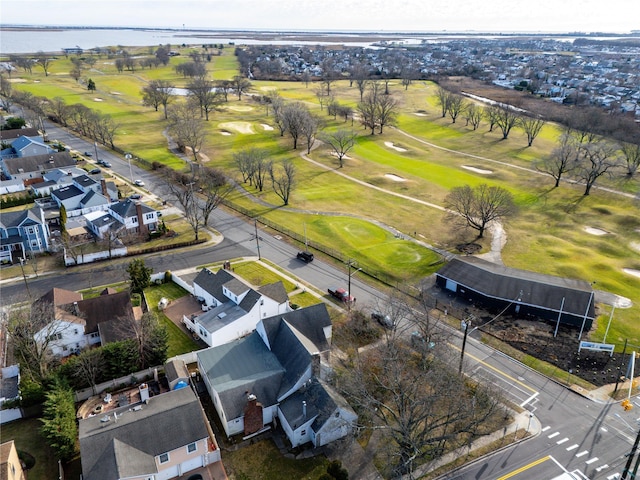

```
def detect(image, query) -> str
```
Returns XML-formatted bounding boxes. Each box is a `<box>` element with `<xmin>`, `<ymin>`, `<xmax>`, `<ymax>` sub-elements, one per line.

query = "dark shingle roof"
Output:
<box><xmin>3</xmin><ymin>151</ymin><xmax>74</xmax><ymax>175</ymax></box>
<box><xmin>197</xmin><ymin>332</ymin><xmax>285</xmax><ymax>420</ymax></box>
<box><xmin>193</xmin><ymin>268</ymin><xmax>235</xmax><ymax>302</ymax></box>
<box><xmin>0</xmin><ymin>207</ymin><xmax>45</xmax><ymax>230</ymax></box>
<box><xmin>0</xmin><ymin>127</ymin><xmax>39</xmax><ymax>141</ymax></box>
<box><xmin>61</xmin><ymin>291</ymin><xmax>134</xmax><ymax>339</ymax></box>
<box><xmin>109</xmin><ymin>198</ymin><xmax>153</xmax><ymax>218</ymax></box>
<box><xmin>436</xmin><ymin>256</ymin><xmax>594</xmax><ymax>317</ymax></box>
<box><xmin>79</xmin><ymin>387</ymin><xmax>209</xmax><ymax>480</ymax></box>
<box><xmin>257</xmin><ymin>281</ymin><xmax>288</xmax><ymax>304</ymax></box>
<box><xmin>52</xmin><ymin>184</ymin><xmax>83</xmax><ymax>201</ymax></box>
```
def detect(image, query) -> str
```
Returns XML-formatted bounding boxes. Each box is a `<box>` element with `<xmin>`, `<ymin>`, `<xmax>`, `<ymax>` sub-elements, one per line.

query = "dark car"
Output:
<box><xmin>84</xmin><ymin>151</ymin><xmax>92</xmax><ymax>157</ymax></box>
<box><xmin>89</xmin><ymin>168</ymin><xmax>101</xmax><ymax>174</ymax></box>
<box><xmin>297</xmin><ymin>251</ymin><xmax>314</xmax><ymax>263</ymax></box>
<box><xmin>130</xmin><ymin>193</ymin><xmax>142</xmax><ymax>200</ymax></box>
<box><xmin>372</xmin><ymin>310</ymin><xmax>394</xmax><ymax>329</ymax></box>
<box><xmin>100</xmin><ymin>160</ymin><xmax>112</xmax><ymax>168</ymax></box>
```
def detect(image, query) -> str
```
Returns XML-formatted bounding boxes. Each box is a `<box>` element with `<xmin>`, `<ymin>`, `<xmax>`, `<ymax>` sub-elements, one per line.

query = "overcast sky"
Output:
<box><xmin>2</xmin><ymin>0</ymin><xmax>637</xmax><ymax>33</ymax></box>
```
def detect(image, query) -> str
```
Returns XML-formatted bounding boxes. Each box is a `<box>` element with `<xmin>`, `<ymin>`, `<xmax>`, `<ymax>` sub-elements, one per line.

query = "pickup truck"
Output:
<box><xmin>328</xmin><ymin>287</ymin><xmax>354</xmax><ymax>303</ymax></box>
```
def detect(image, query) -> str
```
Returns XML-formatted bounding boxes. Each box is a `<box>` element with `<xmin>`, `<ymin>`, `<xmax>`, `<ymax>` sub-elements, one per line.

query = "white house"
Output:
<box><xmin>183</xmin><ymin>268</ymin><xmax>290</xmax><ymax>348</ymax></box>
<box><xmin>197</xmin><ymin>304</ymin><xmax>356</xmax><ymax>448</ymax></box>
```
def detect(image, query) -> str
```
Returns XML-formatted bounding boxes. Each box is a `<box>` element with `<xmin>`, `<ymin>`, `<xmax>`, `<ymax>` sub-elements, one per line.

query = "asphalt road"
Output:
<box><xmin>6</xmin><ymin>122</ymin><xmax>637</xmax><ymax>480</ymax></box>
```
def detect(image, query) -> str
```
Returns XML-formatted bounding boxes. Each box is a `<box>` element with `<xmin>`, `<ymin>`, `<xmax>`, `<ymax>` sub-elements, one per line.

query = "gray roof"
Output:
<box><xmin>109</xmin><ymin>198</ymin><xmax>154</xmax><ymax>218</ymax></box>
<box><xmin>436</xmin><ymin>256</ymin><xmax>595</xmax><ymax>318</ymax></box>
<box><xmin>165</xmin><ymin>359</ymin><xmax>189</xmax><ymax>384</ymax></box>
<box><xmin>224</xmin><ymin>277</ymin><xmax>250</xmax><ymax>297</ymax></box>
<box><xmin>195</xmin><ymin>303</ymin><xmax>249</xmax><ymax>335</ymax></box>
<box><xmin>262</xmin><ymin>303</ymin><xmax>332</xmax><ymax>355</ymax></box>
<box><xmin>80</xmin><ymin>190</ymin><xmax>109</xmax><ymax>208</ymax></box>
<box><xmin>79</xmin><ymin>387</ymin><xmax>209</xmax><ymax>480</ymax></box>
<box><xmin>193</xmin><ymin>268</ymin><xmax>235</xmax><ymax>302</ymax></box>
<box><xmin>197</xmin><ymin>332</ymin><xmax>285</xmax><ymax>420</ymax></box>
<box><xmin>3</xmin><ymin>151</ymin><xmax>74</xmax><ymax>175</ymax></box>
<box><xmin>258</xmin><ymin>282</ymin><xmax>288</xmax><ymax>304</ymax></box>
<box><xmin>74</xmin><ymin>174</ymin><xmax>97</xmax><ymax>189</ymax></box>
<box><xmin>0</xmin><ymin>207</ymin><xmax>44</xmax><ymax>230</ymax></box>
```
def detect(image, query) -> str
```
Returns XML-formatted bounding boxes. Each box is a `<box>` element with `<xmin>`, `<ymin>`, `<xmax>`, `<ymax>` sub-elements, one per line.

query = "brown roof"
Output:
<box><xmin>0</xmin><ymin>127</ymin><xmax>39</xmax><ymax>141</ymax></box>
<box><xmin>65</xmin><ymin>291</ymin><xmax>135</xmax><ymax>339</ymax></box>
<box><xmin>38</xmin><ymin>287</ymin><xmax>83</xmax><ymax>307</ymax></box>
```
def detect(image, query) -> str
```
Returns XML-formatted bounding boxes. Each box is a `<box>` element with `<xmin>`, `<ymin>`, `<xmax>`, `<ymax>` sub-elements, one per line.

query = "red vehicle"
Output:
<box><xmin>328</xmin><ymin>287</ymin><xmax>354</xmax><ymax>303</ymax></box>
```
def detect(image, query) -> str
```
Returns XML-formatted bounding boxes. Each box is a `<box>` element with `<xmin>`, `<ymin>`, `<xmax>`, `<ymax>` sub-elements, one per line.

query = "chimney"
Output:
<box><xmin>135</xmin><ymin>201</ymin><xmax>148</xmax><ymax>236</ymax></box>
<box><xmin>101</xmin><ymin>179</ymin><xmax>108</xmax><ymax>197</ymax></box>
<box><xmin>302</xmin><ymin>401</ymin><xmax>307</xmax><ymax>419</ymax></box>
<box><xmin>73</xmin><ymin>301</ymin><xmax>79</xmax><ymax>316</ymax></box>
<box><xmin>139</xmin><ymin>383</ymin><xmax>150</xmax><ymax>403</ymax></box>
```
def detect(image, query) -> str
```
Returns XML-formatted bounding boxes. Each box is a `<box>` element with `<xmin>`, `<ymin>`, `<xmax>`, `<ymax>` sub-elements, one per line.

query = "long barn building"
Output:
<box><xmin>435</xmin><ymin>256</ymin><xmax>595</xmax><ymax>330</ymax></box>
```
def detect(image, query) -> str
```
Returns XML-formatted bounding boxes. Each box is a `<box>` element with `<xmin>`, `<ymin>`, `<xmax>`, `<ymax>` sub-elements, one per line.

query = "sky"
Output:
<box><xmin>1</xmin><ymin>0</ymin><xmax>638</xmax><ymax>34</ymax></box>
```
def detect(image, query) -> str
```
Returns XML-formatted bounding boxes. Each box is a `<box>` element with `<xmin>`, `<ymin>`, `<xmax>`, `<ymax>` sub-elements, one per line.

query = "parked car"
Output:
<box><xmin>328</xmin><ymin>287</ymin><xmax>354</xmax><ymax>303</ymax></box>
<box><xmin>372</xmin><ymin>310</ymin><xmax>394</xmax><ymax>329</ymax></box>
<box><xmin>100</xmin><ymin>160</ymin><xmax>112</xmax><ymax>168</ymax></box>
<box><xmin>84</xmin><ymin>151</ymin><xmax>92</xmax><ymax>157</ymax></box>
<box><xmin>134</xmin><ymin>179</ymin><xmax>145</xmax><ymax>187</ymax></box>
<box><xmin>89</xmin><ymin>168</ymin><xmax>101</xmax><ymax>174</ymax></box>
<box><xmin>297</xmin><ymin>251</ymin><xmax>314</xmax><ymax>263</ymax></box>
<box><xmin>130</xmin><ymin>193</ymin><xmax>142</xmax><ymax>200</ymax></box>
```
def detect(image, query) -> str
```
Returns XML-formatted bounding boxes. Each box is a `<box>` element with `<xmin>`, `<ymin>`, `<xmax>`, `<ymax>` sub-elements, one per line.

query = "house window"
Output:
<box><xmin>74</xmin><ymin>329</ymin><xmax>78</xmax><ymax>335</ymax></box>
<box><xmin>48</xmin><ymin>332</ymin><xmax>63</xmax><ymax>341</ymax></box>
<box><xmin>335</xmin><ymin>412</ymin><xmax>340</xmax><ymax>418</ymax></box>
<box><xmin>159</xmin><ymin>452</ymin><xmax>169</xmax><ymax>464</ymax></box>
<box><xmin>145</xmin><ymin>213</ymin><xmax>154</xmax><ymax>220</ymax></box>
<box><xmin>187</xmin><ymin>442</ymin><xmax>197</xmax><ymax>453</ymax></box>
<box><xmin>31</xmin><ymin>240</ymin><xmax>40</xmax><ymax>248</ymax></box>
<box><xmin>26</xmin><ymin>226</ymin><xmax>35</xmax><ymax>234</ymax></box>
<box><xmin>90</xmin><ymin>332</ymin><xmax>100</xmax><ymax>339</ymax></box>
<box><xmin>132</xmin><ymin>217</ymin><xmax>138</xmax><ymax>224</ymax></box>
<box><xmin>301</xmin><ymin>430</ymin><xmax>306</xmax><ymax>436</ymax></box>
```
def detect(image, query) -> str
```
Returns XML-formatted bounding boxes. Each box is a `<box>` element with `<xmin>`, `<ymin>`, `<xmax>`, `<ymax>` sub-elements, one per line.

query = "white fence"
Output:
<box><xmin>74</xmin><ymin>366</ymin><xmax>161</xmax><ymax>402</ymax></box>
<box><xmin>64</xmin><ymin>246</ymin><xmax>128</xmax><ymax>266</ymax></box>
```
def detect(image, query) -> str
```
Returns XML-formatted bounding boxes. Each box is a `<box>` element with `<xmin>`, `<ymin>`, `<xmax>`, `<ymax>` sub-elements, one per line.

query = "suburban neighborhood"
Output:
<box><xmin>0</xmin><ymin>19</ymin><xmax>639</xmax><ymax>480</ymax></box>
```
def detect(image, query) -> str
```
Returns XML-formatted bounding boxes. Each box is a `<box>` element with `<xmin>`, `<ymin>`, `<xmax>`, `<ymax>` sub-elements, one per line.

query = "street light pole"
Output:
<box><xmin>125</xmin><ymin>153</ymin><xmax>133</xmax><ymax>183</ymax></box>
<box><xmin>459</xmin><ymin>318</ymin><xmax>470</xmax><ymax>374</ymax></box>
<box><xmin>347</xmin><ymin>259</ymin><xmax>361</xmax><ymax>311</ymax></box>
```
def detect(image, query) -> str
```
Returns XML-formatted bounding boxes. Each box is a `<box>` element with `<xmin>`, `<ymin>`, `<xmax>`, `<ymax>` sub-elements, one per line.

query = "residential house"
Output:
<box><xmin>32</xmin><ymin>287</ymin><xmax>140</xmax><ymax>357</ymax></box>
<box><xmin>0</xmin><ymin>440</ymin><xmax>26</xmax><ymax>480</ymax></box>
<box><xmin>197</xmin><ymin>303</ymin><xmax>356</xmax><ymax>448</ymax></box>
<box><xmin>30</xmin><ymin>167</ymin><xmax>96</xmax><ymax>197</ymax></box>
<box><xmin>1</xmin><ymin>151</ymin><xmax>74</xmax><ymax>182</ymax></box>
<box><xmin>0</xmin><ymin>206</ymin><xmax>50</xmax><ymax>263</ymax></box>
<box><xmin>183</xmin><ymin>268</ymin><xmax>290</xmax><ymax>348</ymax></box>
<box><xmin>79</xmin><ymin>386</ymin><xmax>220</xmax><ymax>480</ymax></box>
<box><xmin>0</xmin><ymin>127</ymin><xmax>40</xmax><ymax>145</ymax></box>
<box><xmin>435</xmin><ymin>256</ymin><xmax>595</xmax><ymax>330</ymax></box>
<box><xmin>108</xmin><ymin>198</ymin><xmax>159</xmax><ymax>237</ymax></box>
<box><xmin>51</xmin><ymin>174</ymin><xmax>115</xmax><ymax>217</ymax></box>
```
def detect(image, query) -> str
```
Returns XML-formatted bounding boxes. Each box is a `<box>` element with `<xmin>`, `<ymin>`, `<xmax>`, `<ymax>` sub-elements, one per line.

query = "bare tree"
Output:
<box><xmin>351</xmin><ymin>62</ymin><xmax>371</xmax><ymax>101</ymax></box>
<box><xmin>494</xmin><ymin>105</ymin><xmax>521</xmax><ymax>140</ymax></box>
<box><xmin>338</xmin><ymin>333</ymin><xmax>500</xmax><ymax>477</ymax></box>
<box><xmin>446</xmin><ymin>94</ymin><xmax>466</xmax><ymax>124</ymax></box>
<box><xmin>282</xmin><ymin>102</ymin><xmax>312</xmax><ymax>150</ymax></box>
<box><xmin>214</xmin><ymin>79</ymin><xmax>233</xmax><ymax>102</ymax></box>
<box><xmin>485</xmin><ymin>105</ymin><xmax>500</xmax><ymax>132</ymax></box>
<box><xmin>114</xmin><ymin>311</ymin><xmax>168</xmax><ymax>370</ymax></box>
<box><xmin>35</xmin><ymin>51</ymin><xmax>53</xmax><ymax>77</ymax></box>
<box><xmin>188</xmin><ymin>77</ymin><xmax>223</xmax><ymax>121</ymax></box>
<box><xmin>519</xmin><ymin>115</ymin><xmax>546</xmax><ymax>147</ymax></box>
<box><xmin>234</xmin><ymin>148</ymin><xmax>271</xmax><ymax>191</ymax></box>
<box><xmin>162</xmin><ymin>170</ymin><xmax>203</xmax><ymax>240</ymax></box>
<box><xmin>445</xmin><ymin>184</ymin><xmax>516</xmax><ymax>238</ymax></box>
<box><xmin>535</xmin><ymin>132</ymin><xmax>578</xmax><ymax>187</ymax></box>
<box><xmin>168</xmin><ymin>101</ymin><xmax>207</xmax><ymax>162</ymax></box>
<box><xmin>198</xmin><ymin>167</ymin><xmax>234</xmax><ymax>226</ymax></box>
<box><xmin>322</xmin><ymin>129</ymin><xmax>358</xmax><ymax>168</ymax></box>
<box><xmin>621</xmin><ymin>142</ymin><xmax>640</xmax><ymax>177</ymax></box>
<box><xmin>72</xmin><ymin>349</ymin><xmax>104</xmax><ymax>395</ymax></box>
<box><xmin>232</xmin><ymin>75</ymin><xmax>252</xmax><ymax>100</ymax></box>
<box><xmin>464</xmin><ymin>102</ymin><xmax>483</xmax><ymax>130</ymax></box>
<box><xmin>574</xmin><ymin>139</ymin><xmax>621</xmax><ymax>195</ymax></box>
<box><xmin>270</xmin><ymin>159</ymin><xmax>296</xmax><ymax>205</ymax></box>
<box><xmin>358</xmin><ymin>88</ymin><xmax>379</xmax><ymax>135</ymax></box>
<box><xmin>435</xmin><ymin>85</ymin><xmax>451</xmax><ymax>118</ymax></box>
<box><xmin>141</xmin><ymin>80</ymin><xmax>174</xmax><ymax>119</ymax></box>
<box><xmin>300</xmin><ymin>112</ymin><xmax>321</xmax><ymax>154</ymax></box>
<box><xmin>376</xmin><ymin>93</ymin><xmax>398</xmax><ymax>134</ymax></box>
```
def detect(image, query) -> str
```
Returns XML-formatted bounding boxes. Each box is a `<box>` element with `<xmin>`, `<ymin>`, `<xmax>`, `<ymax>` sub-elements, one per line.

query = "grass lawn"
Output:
<box><xmin>0</xmin><ymin>418</ymin><xmax>59</xmax><ymax>480</ymax></box>
<box><xmin>228</xmin><ymin>261</ymin><xmax>297</xmax><ymax>292</ymax></box>
<box><xmin>144</xmin><ymin>283</ymin><xmax>200</xmax><ymax>357</ymax></box>
<box><xmin>222</xmin><ymin>439</ymin><xmax>329</xmax><ymax>480</ymax></box>
<box><xmin>10</xmin><ymin>51</ymin><xmax>640</xmax><ymax>350</ymax></box>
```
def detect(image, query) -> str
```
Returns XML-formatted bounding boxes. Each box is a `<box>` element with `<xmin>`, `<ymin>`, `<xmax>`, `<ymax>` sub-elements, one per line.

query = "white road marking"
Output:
<box><xmin>608</xmin><ymin>473</ymin><xmax>621</xmax><ymax>479</ymax></box>
<box><xmin>586</xmin><ymin>457</ymin><xmax>599</xmax><ymax>465</ymax></box>
<box><xmin>557</xmin><ymin>438</ymin><xmax>569</xmax><ymax>445</ymax></box>
<box><xmin>542</xmin><ymin>426</ymin><xmax>551</xmax><ymax>432</ymax></box>
<box><xmin>576</xmin><ymin>451</ymin><xmax>589</xmax><ymax>457</ymax></box>
<box><xmin>566</xmin><ymin>444</ymin><xmax>579</xmax><ymax>451</ymax></box>
<box><xmin>596</xmin><ymin>465</ymin><xmax>610</xmax><ymax>472</ymax></box>
<box><xmin>520</xmin><ymin>392</ymin><xmax>539</xmax><ymax>408</ymax></box>
<box><xmin>548</xmin><ymin>432</ymin><xmax>560</xmax><ymax>439</ymax></box>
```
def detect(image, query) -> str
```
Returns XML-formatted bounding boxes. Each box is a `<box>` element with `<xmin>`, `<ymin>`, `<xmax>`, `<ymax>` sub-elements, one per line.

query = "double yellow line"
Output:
<box><xmin>496</xmin><ymin>455</ymin><xmax>550</xmax><ymax>479</ymax></box>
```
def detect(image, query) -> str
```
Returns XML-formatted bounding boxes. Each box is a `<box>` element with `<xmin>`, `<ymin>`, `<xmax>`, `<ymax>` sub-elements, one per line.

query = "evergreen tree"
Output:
<box><xmin>127</xmin><ymin>258</ymin><xmax>153</xmax><ymax>294</ymax></box>
<box><xmin>87</xmin><ymin>78</ymin><xmax>96</xmax><ymax>91</ymax></box>
<box><xmin>40</xmin><ymin>380</ymin><xmax>77</xmax><ymax>461</ymax></box>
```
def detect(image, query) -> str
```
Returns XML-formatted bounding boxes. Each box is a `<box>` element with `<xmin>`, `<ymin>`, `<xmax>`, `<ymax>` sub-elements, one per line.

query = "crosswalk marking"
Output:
<box><xmin>586</xmin><ymin>457</ymin><xmax>599</xmax><ymax>465</ymax></box>
<box><xmin>608</xmin><ymin>473</ymin><xmax>621</xmax><ymax>479</ymax></box>
<box><xmin>542</xmin><ymin>426</ymin><xmax>551</xmax><ymax>432</ymax></box>
<box><xmin>548</xmin><ymin>432</ymin><xmax>560</xmax><ymax>439</ymax></box>
<box><xmin>556</xmin><ymin>438</ymin><xmax>569</xmax><ymax>445</ymax></box>
<box><xmin>596</xmin><ymin>465</ymin><xmax>610</xmax><ymax>473</ymax></box>
<box><xmin>576</xmin><ymin>451</ymin><xmax>589</xmax><ymax>457</ymax></box>
<box><xmin>566</xmin><ymin>444</ymin><xmax>579</xmax><ymax>451</ymax></box>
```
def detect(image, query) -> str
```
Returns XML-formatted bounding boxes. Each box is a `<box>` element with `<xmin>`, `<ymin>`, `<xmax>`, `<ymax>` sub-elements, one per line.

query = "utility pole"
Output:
<box><xmin>621</xmin><ymin>425</ymin><xmax>640</xmax><ymax>480</ymax></box>
<box><xmin>19</xmin><ymin>258</ymin><xmax>32</xmax><ymax>300</ymax></box>
<box><xmin>615</xmin><ymin>339</ymin><xmax>629</xmax><ymax>394</ymax></box>
<box><xmin>254</xmin><ymin>220</ymin><xmax>261</xmax><ymax>260</ymax></box>
<box><xmin>347</xmin><ymin>259</ymin><xmax>360</xmax><ymax>311</ymax></box>
<box><xmin>459</xmin><ymin>317</ymin><xmax>470</xmax><ymax>374</ymax></box>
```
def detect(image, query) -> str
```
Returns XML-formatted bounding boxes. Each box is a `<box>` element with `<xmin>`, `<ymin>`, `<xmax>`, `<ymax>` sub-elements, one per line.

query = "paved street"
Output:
<box><xmin>3</xmin><ymin>121</ymin><xmax>637</xmax><ymax>480</ymax></box>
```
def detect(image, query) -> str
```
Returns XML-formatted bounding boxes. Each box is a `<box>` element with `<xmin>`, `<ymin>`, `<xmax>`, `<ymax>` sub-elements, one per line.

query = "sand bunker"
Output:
<box><xmin>218</xmin><ymin>122</ymin><xmax>255</xmax><ymax>134</ymax></box>
<box><xmin>260</xmin><ymin>86</ymin><xmax>277</xmax><ymax>91</ymax></box>
<box><xmin>414</xmin><ymin>112</ymin><xmax>427</xmax><ymax>116</ymax></box>
<box><xmin>261</xmin><ymin>124</ymin><xmax>274</xmax><ymax>131</ymax></box>
<box><xmin>227</xmin><ymin>105</ymin><xmax>253</xmax><ymax>112</ymax></box>
<box><xmin>384</xmin><ymin>142</ymin><xmax>408</xmax><ymax>152</ymax></box>
<box><xmin>584</xmin><ymin>226</ymin><xmax>609</xmax><ymax>236</ymax></box>
<box><xmin>93</xmin><ymin>98</ymin><xmax>103</xmax><ymax>102</ymax></box>
<box><xmin>330</xmin><ymin>152</ymin><xmax>353</xmax><ymax>160</ymax></box>
<box><xmin>220</xmin><ymin>131</ymin><xmax>232</xmax><ymax>136</ymax></box>
<box><xmin>462</xmin><ymin>165</ymin><xmax>493</xmax><ymax>174</ymax></box>
<box><xmin>630</xmin><ymin>242</ymin><xmax>640</xmax><ymax>253</ymax></box>
<box><xmin>110</xmin><ymin>91</ymin><xmax>122</xmax><ymax>95</ymax></box>
<box><xmin>385</xmin><ymin>173</ymin><xmax>406</xmax><ymax>182</ymax></box>
<box><xmin>623</xmin><ymin>268</ymin><xmax>640</xmax><ymax>279</ymax></box>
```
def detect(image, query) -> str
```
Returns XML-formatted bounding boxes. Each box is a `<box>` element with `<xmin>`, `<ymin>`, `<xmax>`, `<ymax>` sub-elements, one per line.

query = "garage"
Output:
<box><xmin>180</xmin><ymin>456</ymin><xmax>204</xmax><ymax>476</ymax></box>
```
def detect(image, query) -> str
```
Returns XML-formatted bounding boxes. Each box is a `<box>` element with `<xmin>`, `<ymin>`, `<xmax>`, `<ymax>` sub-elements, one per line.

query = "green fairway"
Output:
<box><xmin>9</xmin><ymin>45</ymin><xmax>640</xmax><ymax>347</ymax></box>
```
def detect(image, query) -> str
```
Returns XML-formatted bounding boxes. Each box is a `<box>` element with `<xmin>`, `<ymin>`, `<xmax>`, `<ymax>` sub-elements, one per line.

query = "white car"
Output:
<box><xmin>134</xmin><ymin>179</ymin><xmax>145</xmax><ymax>187</ymax></box>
